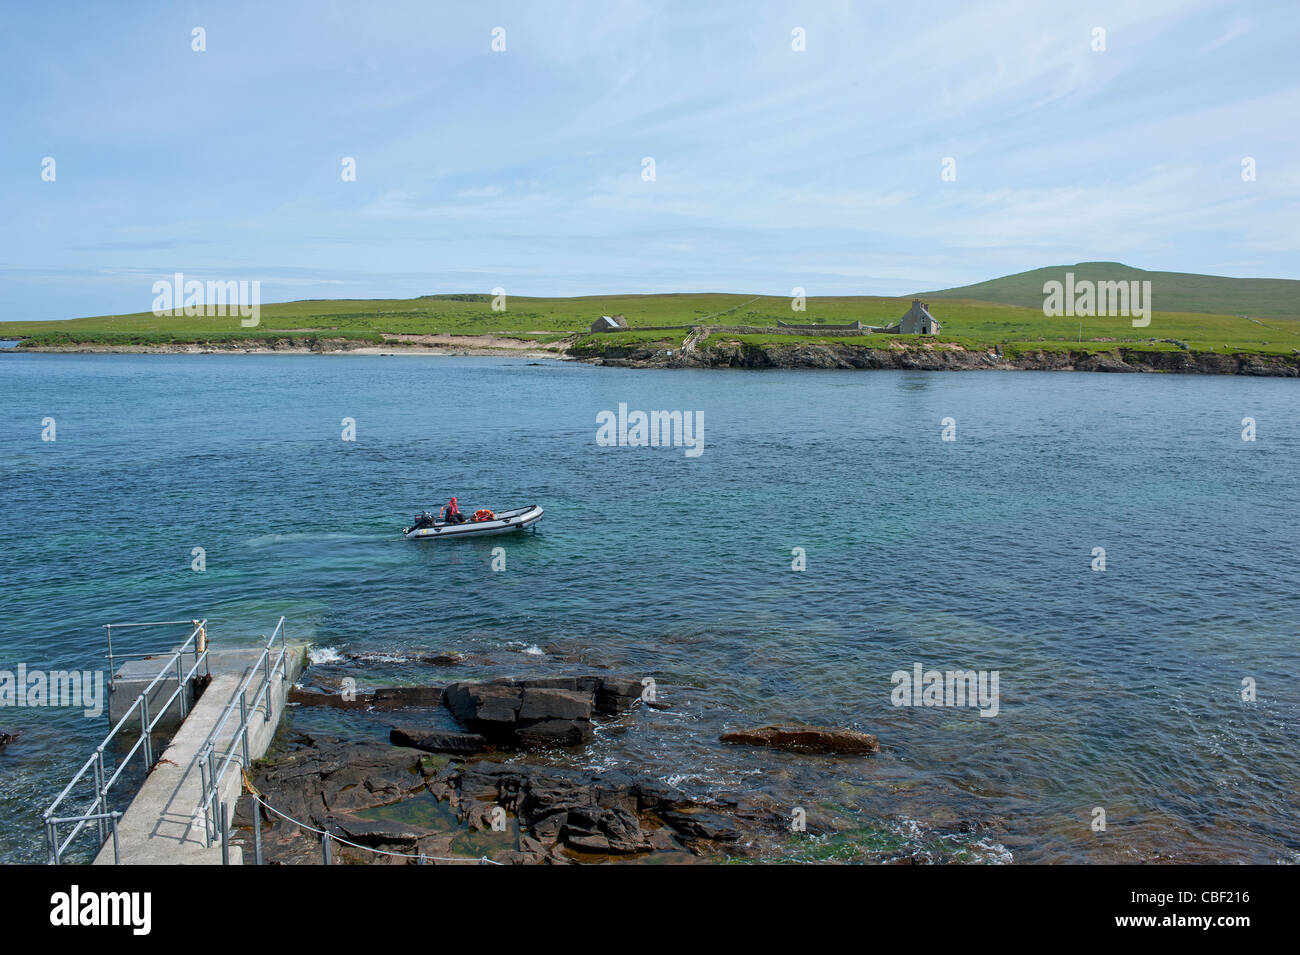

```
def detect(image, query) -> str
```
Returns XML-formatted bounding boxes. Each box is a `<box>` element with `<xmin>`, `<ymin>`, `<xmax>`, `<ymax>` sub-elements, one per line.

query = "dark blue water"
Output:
<box><xmin>1</xmin><ymin>354</ymin><xmax>1297</xmax><ymax>863</ymax></box>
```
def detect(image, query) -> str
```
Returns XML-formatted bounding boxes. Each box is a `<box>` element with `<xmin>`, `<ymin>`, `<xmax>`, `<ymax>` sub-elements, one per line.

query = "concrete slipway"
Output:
<box><xmin>93</xmin><ymin>644</ymin><xmax>306</xmax><ymax>865</ymax></box>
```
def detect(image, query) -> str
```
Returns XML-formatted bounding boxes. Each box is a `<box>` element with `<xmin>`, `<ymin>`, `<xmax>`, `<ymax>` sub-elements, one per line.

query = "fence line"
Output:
<box><xmin>247</xmin><ymin>793</ymin><xmax>504</xmax><ymax>866</ymax></box>
<box><xmin>43</xmin><ymin>619</ymin><xmax>209</xmax><ymax>864</ymax></box>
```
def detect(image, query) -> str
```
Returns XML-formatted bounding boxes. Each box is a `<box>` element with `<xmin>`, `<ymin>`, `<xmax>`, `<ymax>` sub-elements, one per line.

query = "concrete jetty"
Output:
<box><xmin>93</xmin><ymin>643</ymin><xmax>306</xmax><ymax>865</ymax></box>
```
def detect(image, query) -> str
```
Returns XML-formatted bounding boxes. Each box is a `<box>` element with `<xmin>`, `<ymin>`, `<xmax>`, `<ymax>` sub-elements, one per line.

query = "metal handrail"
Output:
<box><xmin>42</xmin><ymin>619</ymin><xmax>209</xmax><ymax>864</ymax></box>
<box><xmin>195</xmin><ymin>617</ymin><xmax>288</xmax><ymax>849</ymax></box>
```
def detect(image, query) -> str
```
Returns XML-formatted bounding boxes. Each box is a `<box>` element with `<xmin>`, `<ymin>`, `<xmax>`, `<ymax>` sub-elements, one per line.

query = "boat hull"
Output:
<box><xmin>404</xmin><ymin>504</ymin><xmax>543</xmax><ymax>540</ymax></box>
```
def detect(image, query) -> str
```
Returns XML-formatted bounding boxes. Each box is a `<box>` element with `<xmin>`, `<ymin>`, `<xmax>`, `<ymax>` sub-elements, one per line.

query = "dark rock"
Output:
<box><xmin>720</xmin><ymin>723</ymin><xmax>880</xmax><ymax>754</ymax></box>
<box><xmin>564</xmin><ymin>831</ymin><xmax>612</xmax><ymax>854</ymax></box>
<box><xmin>560</xmin><ymin>804</ymin><xmax>652</xmax><ymax>854</ymax></box>
<box><xmin>0</xmin><ymin>731</ymin><xmax>16</xmax><ymax>748</ymax></box>
<box><xmin>288</xmin><ymin>687</ymin><xmax>372</xmax><ymax>709</ymax></box>
<box><xmin>594</xmin><ymin>677</ymin><xmax>643</xmax><ymax>715</ymax></box>
<box><xmin>518</xmin><ymin>687</ymin><xmax>593</xmax><ymax>721</ymax></box>
<box><xmin>515</xmin><ymin>718</ymin><xmax>593</xmax><ymax>747</ymax></box>
<box><xmin>443</xmin><ymin>681</ymin><xmax>523</xmax><ymax>735</ymax></box>
<box><xmin>441</xmin><ymin>677</ymin><xmax>643</xmax><ymax>748</ymax></box>
<box><xmin>421</xmin><ymin>652</ymin><xmax>465</xmax><ymax>666</ymax></box>
<box><xmin>390</xmin><ymin>726</ymin><xmax>487</xmax><ymax>755</ymax></box>
<box><xmin>318</xmin><ymin>745</ymin><xmax>427</xmax><ymax>812</ymax></box>
<box><xmin>373</xmin><ymin>686</ymin><xmax>443</xmax><ymax>710</ymax></box>
<box><xmin>660</xmin><ymin>807</ymin><xmax>744</xmax><ymax>843</ymax></box>
<box><xmin>241</xmin><ymin>734</ymin><xmax>768</xmax><ymax>865</ymax></box>
<box><xmin>290</xmin><ymin>685</ymin><xmax>444</xmax><ymax>711</ymax></box>
<box><xmin>325</xmin><ymin>813</ymin><xmax>427</xmax><ymax>847</ymax></box>
<box><xmin>416</xmin><ymin>754</ymin><xmax>453</xmax><ymax>776</ymax></box>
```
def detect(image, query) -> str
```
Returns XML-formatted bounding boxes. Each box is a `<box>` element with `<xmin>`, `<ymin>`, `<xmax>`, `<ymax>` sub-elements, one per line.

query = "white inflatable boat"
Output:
<box><xmin>404</xmin><ymin>504</ymin><xmax>543</xmax><ymax>540</ymax></box>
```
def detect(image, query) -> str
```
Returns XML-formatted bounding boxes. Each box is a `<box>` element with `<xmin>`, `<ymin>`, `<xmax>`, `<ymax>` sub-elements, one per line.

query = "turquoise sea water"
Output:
<box><xmin>1</xmin><ymin>354</ymin><xmax>1297</xmax><ymax>864</ymax></box>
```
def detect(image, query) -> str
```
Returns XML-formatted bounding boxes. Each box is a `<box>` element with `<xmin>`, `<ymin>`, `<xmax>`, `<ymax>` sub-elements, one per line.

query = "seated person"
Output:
<box><xmin>442</xmin><ymin>496</ymin><xmax>467</xmax><ymax>524</ymax></box>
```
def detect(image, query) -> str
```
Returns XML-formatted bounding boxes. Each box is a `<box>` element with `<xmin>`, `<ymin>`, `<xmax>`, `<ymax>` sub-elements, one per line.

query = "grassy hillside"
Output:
<box><xmin>919</xmin><ymin>262</ymin><xmax>1300</xmax><ymax>320</ymax></box>
<box><xmin>4</xmin><ymin>287</ymin><xmax>1299</xmax><ymax>357</ymax></box>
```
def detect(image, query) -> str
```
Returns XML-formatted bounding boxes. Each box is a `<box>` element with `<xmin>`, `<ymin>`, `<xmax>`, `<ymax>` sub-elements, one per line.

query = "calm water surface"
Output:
<box><xmin>0</xmin><ymin>354</ymin><xmax>1296</xmax><ymax>863</ymax></box>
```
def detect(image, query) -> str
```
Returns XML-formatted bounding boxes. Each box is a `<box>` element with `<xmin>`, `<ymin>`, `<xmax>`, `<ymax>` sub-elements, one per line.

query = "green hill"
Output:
<box><xmin>4</xmin><ymin>278</ymin><xmax>1300</xmax><ymax>358</ymax></box>
<box><xmin>918</xmin><ymin>262</ymin><xmax>1300</xmax><ymax>320</ymax></box>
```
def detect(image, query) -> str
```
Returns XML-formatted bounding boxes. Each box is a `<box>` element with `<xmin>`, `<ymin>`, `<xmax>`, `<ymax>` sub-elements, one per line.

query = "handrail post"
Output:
<box><xmin>252</xmin><ymin>798</ymin><xmax>263</xmax><ymax>865</ymax></box>
<box><xmin>176</xmin><ymin>654</ymin><xmax>187</xmax><ymax>718</ymax></box>
<box><xmin>197</xmin><ymin>757</ymin><xmax>210</xmax><ymax>846</ymax></box>
<box><xmin>92</xmin><ymin>752</ymin><xmax>107</xmax><ymax>844</ymax></box>
<box><xmin>205</xmin><ymin>746</ymin><xmax>218</xmax><ymax>847</ymax></box>
<box><xmin>109</xmin><ymin>811</ymin><xmax>121</xmax><ymax>864</ymax></box>
<box><xmin>140</xmin><ymin>695</ymin><xmax>152</xmax><ymax>766</ymax></box>
<box><xmin>322</xmin><ymin>832</ymin><xmax>332</xmax><ymax>865</ymax></box>
<box><xmin>105</xmin><ymin>624</ymin><xmax>114</xmax><ymax>685</ymax></box>
<box><xmin>45</xmin><ymin>819</ymin><xmax>56</xmax><ymax>865</ymax></box>
<box><xmin>219</xmin><ymin>800</ymin><xmax>229</xmax><ymax>865</ymax></box>
<box><xmin>263</xmin><ymin>650</ymin><xmax>272</xmax><ymax>722</ymax></box>
<box><xmin>239</xmin><ymin>695</ymin><xmax>251</xmax><ymax>767</ymax></box>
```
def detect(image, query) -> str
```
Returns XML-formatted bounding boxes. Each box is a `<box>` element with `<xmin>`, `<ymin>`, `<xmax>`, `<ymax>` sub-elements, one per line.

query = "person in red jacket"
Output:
<box><xmin>442</xmin><ymin>496</ymin><xmax>466</xmax><ymax>523</ymax></box>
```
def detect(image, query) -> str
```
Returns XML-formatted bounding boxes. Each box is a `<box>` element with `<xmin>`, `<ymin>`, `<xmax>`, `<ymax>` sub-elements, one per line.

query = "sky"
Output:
<box><xmin>1</xmin><ymin>0</ymin><xmax>1298</xmax><ymax>321</ymax></box>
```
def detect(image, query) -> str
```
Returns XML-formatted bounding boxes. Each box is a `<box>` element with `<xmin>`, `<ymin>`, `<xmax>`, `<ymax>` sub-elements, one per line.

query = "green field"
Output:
<box><xmin>3</xmin><ymin>266</ymin><xmax>1298</xmax><ymax>357</ymax></box>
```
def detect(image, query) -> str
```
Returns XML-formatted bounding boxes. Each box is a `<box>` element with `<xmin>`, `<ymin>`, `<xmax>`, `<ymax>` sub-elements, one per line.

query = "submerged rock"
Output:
<box><xmin>389</xmin><ymin>726</ymin><xmax>487</xmax><ymax>755</ymax></box>
<box><xmin>421</xmin><ymin>652</ymin><xmax>465</xmax><ymax>666</ymax></box>
<box><xmin>372</xmin><ymin>686</ymin><xmax>443</xmax><ymax>710</ymax></box>
<box><xmin>720</xmin><ymin>723</ymin><xmax>880</xmax><ymax>755</ymax></box>
<box><xmin>325</xmin><ymin>813</ymin><xmax>427</xmax><ymax>848</ymax></box>
<box><xmin>0</xmin><ymin>731</ymin><xmax>16</xmax><ymax>748</ymax></box>
<box><xmin>289</xmin><ymin>684</ymin><xmax>442</xmax><ymax>711</ymax></box>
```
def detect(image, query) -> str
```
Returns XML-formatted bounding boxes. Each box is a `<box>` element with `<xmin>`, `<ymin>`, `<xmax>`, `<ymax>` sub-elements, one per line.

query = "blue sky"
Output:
<box><xmin>2</xmin><ymin>0</ymin><xmax>1297</xmax><ymax>321</ymax></box>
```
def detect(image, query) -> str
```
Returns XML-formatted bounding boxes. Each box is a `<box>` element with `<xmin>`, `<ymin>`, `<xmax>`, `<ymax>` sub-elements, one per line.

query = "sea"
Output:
<box><xmin>0</xmin><ymin>353</ymin><xmax>1296</xmax><ymax>863</ymax></box>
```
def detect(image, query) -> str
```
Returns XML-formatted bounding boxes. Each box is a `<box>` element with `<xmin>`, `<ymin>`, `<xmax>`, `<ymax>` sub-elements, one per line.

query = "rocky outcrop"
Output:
<box><xmin>442</xmin><ymin>675</ymin><xmax>642</xmax><ymax>747</ymax></box>
<box><xmin>720</xmin><ymin>723</ymin><xmax>880</xmax><ymax>754</ymax></box>
<box><xmin>574</xmin><ymin>339</ymin><xmax>1300</xmax><ymax>377</ymax></box>
<box><xmin>235</xmin><ymin>734</ymin><xmax>781</xmax><ymax>864</ymax></box>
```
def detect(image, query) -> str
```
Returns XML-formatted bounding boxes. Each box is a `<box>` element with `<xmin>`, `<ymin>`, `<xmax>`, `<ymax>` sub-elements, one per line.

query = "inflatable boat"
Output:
<box><xmin>404</xmin><ymin>504</ymin><xmax>543</xmax><ymax>540</ymax></box>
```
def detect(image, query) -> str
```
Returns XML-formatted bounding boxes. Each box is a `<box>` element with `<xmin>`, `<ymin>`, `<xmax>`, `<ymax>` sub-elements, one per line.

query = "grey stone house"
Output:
<box><xmin>590</xmin><ymin>315</ymin><xmax>629</xmax><ymax>333</ymax></box>
<box><xmin>895</xmin><ymin>300</ymin><xmax>941</xmax><ymax>335</ymax></box>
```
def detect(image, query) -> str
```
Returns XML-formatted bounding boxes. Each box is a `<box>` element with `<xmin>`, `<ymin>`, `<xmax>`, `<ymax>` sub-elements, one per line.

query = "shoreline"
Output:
<box><xmin>239</xmin><ymin>672</ymin><xmax>896</xmax><ymax>865</ymax></box>
<box><xmin>5</xmin><ymin>336</ymin><xmax>1298</xmax><ymax>376</ymax></box>
<box><xmin>2</xmin><ymin>337</ymin><xmax>569</xmax><ymax>361</ymax></box>
<box><xmin>577</xmin><ymin>339</ymin><xmax>1300</xmax><ymax>376</ymax></box>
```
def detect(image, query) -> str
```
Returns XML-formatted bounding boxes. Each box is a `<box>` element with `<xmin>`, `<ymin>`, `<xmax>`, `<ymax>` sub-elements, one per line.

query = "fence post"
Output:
<box><xmin>177</xmin><ymin>654</ymin><xmax>188</xmax><ymax>718</ymax></box>
<box><xmin>140</xmin><ymin>695</ymin><xmax>152</xmax><ymax>766</ymax></box>
<box><xmin>322</xmin><ymin>833</ymin><xmax>332</xmax><ymax>865</ymax></box>
<box><xmin>240</xmin><ymin>694</ymin><xmax>251</xmax><ymax>766</ymax></box>
<box><xmin>109</xmin><ymin>811</ymin><xmax>121</xmax><ymax>864</ymax></box>
<box><xmin>200</xmin><ymin>750</ymin><xmax>215</xmax><ymax>847</ymax></box>
<box><xmin>219</xmin><ymin>800</ymin><xmax>229</xmax><ymax>865</ymax></box>
<box><xmin>252</xmin><ymin>798</ymin><xmax>263</xmax><ymax>866</ymax></box>
<box><xmin>93</xmin><ymin>752</ymin><xmax>107</xmax><ymax>844</ymax></box>
<box><xmin>45</xmin><ymin>820</ymin><xmax>57</xmax><ymax>865</ymax></box>
<box><xmin>263</xmin><ymin>651</ymin><xmax>272</xmax><ymax>721</ymax></box>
